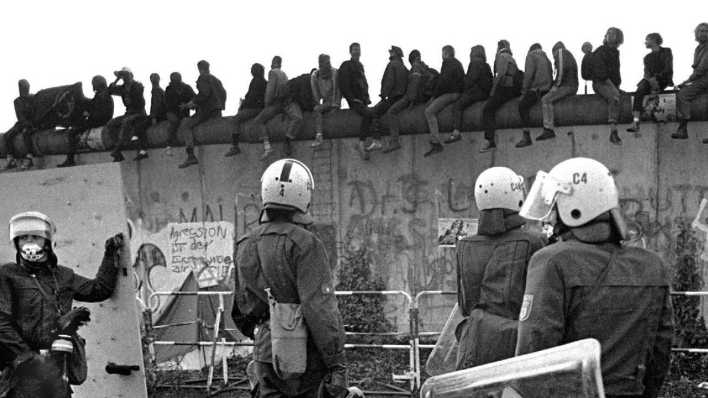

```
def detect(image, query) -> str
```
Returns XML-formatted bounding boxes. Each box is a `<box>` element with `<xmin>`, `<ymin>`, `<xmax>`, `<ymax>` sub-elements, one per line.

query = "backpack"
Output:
<box><xmin>212</xmin><ymin>76</ymin><xmax>227</xmax><ymax>110</ymax></box>
<box><xmin>581</xmin><ymin>53</ymin><xmax>595</xmax><ymax>81</ymax></box>
<box><xmin>287</xmin><ymin>74</ymin><xmax>315</xmax><ymax>112</ymax></box>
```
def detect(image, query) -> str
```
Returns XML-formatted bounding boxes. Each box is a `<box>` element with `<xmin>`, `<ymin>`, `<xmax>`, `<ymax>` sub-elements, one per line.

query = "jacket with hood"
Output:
<box><xmin>592</xmin><ymin>45</ymin><xmax>621</xmax><ymax>87</ymax></box>
<box><xmin>0</xmin><ymin>252</ymin><xmax>118</xmax><ymax>367</ymax></box>
<box><xmin>165</xmin><ymin>81</ymin><xmax>196</xmax><ymax>118</ymax></box>
<box><xmin>311</xmin><ymin>67</ymin><xmax>341</xmax><ymax>108</ymax></box>
<box><xmin>338</xmin><ymin>59</ymin><xmax>370</xmax><ymax>105</ymax></box>
<box><xmin>265</xmin><ymin>68</ymin><xmax>290</xmax><ymax>106</ymax></box>
<box><xmin>433</xmin><ymin>57</ymin><xmax>465</xmax><ymax>97</ymax></box>
<box><xmin>552</xmin><ymin>45</ymin><xmax>579</xmax><ymax>89</ymax></box>
<box><xmin>241</xmin><ymin>71</ymin><xmax>267</xmax><ymax>110</ymax></box>
<box><xmin>381</xmin><ymin>57</ymin><xmax>409</xmax><ymax>100</ymax></box>
<box><xmin>516</xmin><ymin>215</ymin><xmax>673</xmax><ymax>397</ymax></box>
<box><xmin>454</xmin><ymin>209</ymin><xmax>546</xmax><ymax>369</ymax></box>
<box><xmin>232</xmin><ymin>217</ymin><xmax>345</xmax><ymax>386</ymax></box>
<box><xmin>464</xmin><ymin>46</ymin><xmax>493</xmax><ymax>98</ymax></box>
<box><xmin>523</xmin><ymin>48</ymin><xmax>554</xmax><ymax>93</ymax></box>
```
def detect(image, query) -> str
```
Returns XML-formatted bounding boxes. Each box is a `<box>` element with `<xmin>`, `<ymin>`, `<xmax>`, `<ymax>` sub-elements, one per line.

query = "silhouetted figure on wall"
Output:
<box><xmin>538</xmin><ymin>41</ymin><xmax>578</xmax><ymax>142</ymax></box>
<box><xmin>590</xmin><ymin>27</ymin><xmax>624</xmax><ymax>145</ymax></box>
<box><xmin>515</xmin><ymin>43</ymin><xmax>553</xmax><ymax>148</ymax></box>
<box><xmin>675</xmin><ymin>23</ymin><xmax>708</xmax><ymax>141</ymax></box>
<box><xmin>448</xmin><ymin>45</ymin><xmax>492</xmax><ymax>143</ymax></box>
<box><xmin>311</xmin><ymin>54</ymin><xmax>341</xmax><ymax>149</ymax></box>
<box><xmin>225</xmin><ymin>63</ymin><xmax>266</xmax><ymax>157</ymax></box>
<box><xmin>423</xmin><ymin>45</ymin><xmax>464</xmax><ymax>157</ymax></box>
<box><xmin>338</xmin><ymin>42</ymin><xmax>373</xmax><ymax>160</ymax></box>
<box><xmin>164</xmin><ymin>72</ymin><xmax>195</xmax><ymax>153</ymax></box>
<box><xmin>106</xmin><ymin>67</ymin><xmax>147</xmax><ymax>162</ymax></box>
<box><xmin>3</xmin><ymin>80</ymin><xmax>35</xmax><ymax>170</ymax></box>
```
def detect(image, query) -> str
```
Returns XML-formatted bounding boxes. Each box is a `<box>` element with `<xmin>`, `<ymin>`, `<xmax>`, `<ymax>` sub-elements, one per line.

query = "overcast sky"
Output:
<box><xmin>0</xmin><ymin>0</ymin><xmax>704</xmax><ymax>129</ymax></box>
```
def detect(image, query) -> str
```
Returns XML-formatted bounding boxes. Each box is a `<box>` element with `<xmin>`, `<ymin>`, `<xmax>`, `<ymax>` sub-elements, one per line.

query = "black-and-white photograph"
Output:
<box><xmin>0</xmin><ymin>0</ymin><xmax>706</xmax><ymax>396</ymax></box>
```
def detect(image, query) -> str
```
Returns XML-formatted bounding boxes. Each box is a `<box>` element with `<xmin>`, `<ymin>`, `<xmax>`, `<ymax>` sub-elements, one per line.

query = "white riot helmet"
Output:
<box><xmin>261</xmin><ymin>159</ymin><xmax>314</xmax><ymax>214</ymax></box>
<box><xmin>520</xmin><ymin>158</ymin><xmax>626</xmax><ymax>236</ymax></box>
<box><xmin>474</xmin><ymin>167</ymin><xmax>526</xmax><ymax>211</ymax></box>
<box><xmin>9</xmin><ymin>211</ymin><xmax>56</xmax><ymax>262</ymax></box>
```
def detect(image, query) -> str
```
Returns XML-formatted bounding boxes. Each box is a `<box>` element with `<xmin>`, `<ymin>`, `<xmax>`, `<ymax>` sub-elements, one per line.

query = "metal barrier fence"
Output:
<box><xmin>146</xmin><ymin>288</ymin><xmax>708</xmax><ymax>394</ymax></box>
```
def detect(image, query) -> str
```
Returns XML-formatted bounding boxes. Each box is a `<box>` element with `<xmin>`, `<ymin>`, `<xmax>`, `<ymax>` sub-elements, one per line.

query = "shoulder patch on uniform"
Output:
<box><xmin>519</xmin><ymin>294</ymin><xmax>533</xmax><ymax>322</ymax></box>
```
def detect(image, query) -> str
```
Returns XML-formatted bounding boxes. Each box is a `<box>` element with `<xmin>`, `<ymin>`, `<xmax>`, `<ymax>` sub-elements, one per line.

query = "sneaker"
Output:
<box><xmin>57</xmin><ymin>157</ymin><xmax>75</xmax><ymax>168</ymax></box>
<box><xmin>4</xmin><ymin>159</ymin><xmax>17</xmax><ymax>170</ymax></box>
<box><xmin>383</xmin><ymin>140</ymin><xmax>402</xmax><ymax>153</ymax></box>
<box><xmin>365</xmin><ymin>140</ymin><xmax>383</xmax><ymax>152</ymax></box>
<box><xmin>479</xmin><ymin>140</ymin><xmax>496</xmax><ymax>153</ymax></box>
<box><xmin>515</xmin><ymin>131</ymin><xmax>532</xmax><ymax>148</ymax></box>
<box><xmin>626</xmin><ymin>122</ymin><xmax>640</xmax><ymax>133</ymax></box>
<box><xmin>224</xmin><ymin>145</ymin><xmax>241</xmax><ymax>157</ymax></box>
<box><xmin>444</xmin><ymin>131</ymin><xmax>462</xmax><ymax>144</ymax></box>
<box><xmin>423</xmin><ymin>142</ymin><xmax>444</xmax><ymax>157</ymax></box>
<box><xmin>536</xmin><ymin>128</ymin><xmax>556</xmax><ymax>141</ymax></box>
<box><xmin>178</xmin><ymin>155</ymin><xmax>198</xmax><ymax>169</ymax></box>
<box><xmin>311</xmin><ymin>134</ymin><xmax>324</xmax><ymax>148</ymax></box>
<box><xmin>134</xmin><ymin>151</ymin><xmax>149</xmax><ymax>161</ymax></box>
<box><xmin>609</xmin><ymin>129</ymin><xmax>622</xmax><ymax>145</ymax></box>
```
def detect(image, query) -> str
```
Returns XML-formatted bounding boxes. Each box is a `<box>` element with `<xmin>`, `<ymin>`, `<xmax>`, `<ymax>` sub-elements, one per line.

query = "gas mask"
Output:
<box><xmin>20</xmin><ymin>241</ymin><xmax>46</xmax><ymax>262</ymax></box>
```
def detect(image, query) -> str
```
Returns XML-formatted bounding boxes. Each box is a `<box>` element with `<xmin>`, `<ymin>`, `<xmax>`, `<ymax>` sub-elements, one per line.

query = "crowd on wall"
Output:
<box><xmin>2</xmin><ymin>24</ymin><xmax>708</xmax><ymax>171</ymax></box>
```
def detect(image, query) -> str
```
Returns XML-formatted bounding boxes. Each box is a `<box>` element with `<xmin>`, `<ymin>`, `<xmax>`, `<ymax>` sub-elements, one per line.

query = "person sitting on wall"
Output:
<box><xmin>538</xmin><ymin>41</ymin><xmax>579</xmax><ymax>142</ymax></box>
<box><xmin>338</xmin><ymin>42</ymin><xmax>373</xmax><ymax>160</ymax></box>
<box><xmin>106</xmin><ymin>67</ymin><xmax>147</xmax><ymax>162</ymax></box>
<box><xmin>3</xmin><ymin>80</ymin><xmax>36</xmax><ymax>171</ymax></box>
<box><xmin>515</xmin><ymin>43</ymin><xmax>553</xmax><ymax>148</ymax></box>
<box><xmin>164</xmin><ymin>72</ymin><xmax>195</xmax><ymax>155</ymax></box>
<box><xmin>580</xmin><ymin>42</ymin><xmax>594</xmax><ymax>95</ymax></box>
<box><xmin>627</xmin><ymin>33</ymin><xmax>673</xmax><ymax>134</ymax></box>
<box><xmin>447</xmin><ymin>45</ymin><xmax>493</xmax><ymax>144</ymax></box>
<box><xmin>480</xmin><ymin>40</ymin><xmax>522</xmax><ymax>153</ymax></box>
<box><xmin>589</xmin><ymin>27</ymin><xmax>624</xmax><ymax>145</ymax></box>
<box><xmin>310</xmin><ymin>54</ymin><xmax>341</xmax><ymax>149</ymax></box>
<box><xmin>423</xmin><ymin>45</ymin><xmax>465</xmax><ymax>157</ymax></box>
<box><xmin>224</xmin><ymin>63</ymin><xmax>266</xmax><ymax>157</ymax></box>
<box><xmin>674</xmin><ymin>22</ymin><xmax>708</xmax><ymax>141</ymax></box>
<box><xmin>177</xmin><ymin>60</ymin><xmax>226</xmax><ymax>169</ymax></box>
<box><xmin>251</xmin><ymin>56</ymin><xmax>303</xmax><ymax>160</ymax></box>
<box><xmin>129</xmin><ymin>72</ymin><xmax>168</xmax><ymax>161</ymax></box>
<box><xmin>0</xmin><ymin>211</ymin><xmax>124</xmax><ymax>398</ymax></box>
<box><xmin>57</xmin><ymin>76</ymin><xmax>114</xmax><ymax>168</ymax></box>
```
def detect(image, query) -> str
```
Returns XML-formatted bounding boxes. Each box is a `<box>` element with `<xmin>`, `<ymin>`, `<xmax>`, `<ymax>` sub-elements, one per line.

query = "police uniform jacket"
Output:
<box><xmin>516</xmin><ymin>221</ymin><xmax>673</xmax><ymax>397</ymax></box>
<box><xmin>232</xmin><ymin>219</ymin><xmax>345</xmax><ymax>375</ymax></box>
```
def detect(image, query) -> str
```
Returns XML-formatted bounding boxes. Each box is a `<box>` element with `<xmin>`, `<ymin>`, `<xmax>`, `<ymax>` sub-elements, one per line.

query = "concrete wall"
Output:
<box><xmin>10</xmin><ymin>119</ymin><xmax>708</xmax><ymax>333</ymax></box>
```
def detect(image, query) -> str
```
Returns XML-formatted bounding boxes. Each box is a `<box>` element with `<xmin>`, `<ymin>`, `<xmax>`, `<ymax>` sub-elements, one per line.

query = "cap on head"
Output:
<box><xmin>260</xmin><ymin>159</ymin><xmax>314</xmax><ymax>214</ymax></box>
<box><xmin>114</xmin><ymin>66</ymin><xmax>133</xmax><ymax>77</ymax></box>
<box><xmin>474</xmin><ymin>167</ymin><xmax>526</xmax><ymax>212</ymax></box>
<box><xmin>9</xmin><ymin>211</ymin><xmax>56</xmax><ymax>245</ymax></box>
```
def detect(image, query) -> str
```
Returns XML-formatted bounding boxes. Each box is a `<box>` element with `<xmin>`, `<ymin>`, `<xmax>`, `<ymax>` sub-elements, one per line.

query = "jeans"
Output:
<box><xmin>253</xmin><ymin>101</ymin><xmax>303</xmax><ymax>141</ymax></box>
<box><xmin>387</xmin><ymin>97</ymin><xmax>411</xmax><ymax>140</ymax></box>
<box><xmin>541</xmin><ymin>85</ymin><xmax>577</xmax><ymax>129</ymax></box>
<box><xmin>347</xmin><ymin>100</ymin><xmax>374</xmax><ymax>141</ymax></box>
<box><xmin>106</xmin><ymin>113</ymin><xmax>147</xmax><ymax>153</ymax></box>
<box><xmin>632</xmin><ymin>79</ymin><xmax>660</xmax><ymax>113</ymax></box>
<box><xmin>676</xmin><ymin>78</ymin><xmax>708</xmax><ymax>120</ymax></box>
<box><xmin>425</xmin><ymin>93</ymin><xmax>460</xmax><ymax>143</ymax></box>
<box><xmin>232</xmin><ymin>108</ymin><xmax>261</xmax><ymax>136</ymax></box>
<box><xmin>452</xmin><ymin>90</ymin><xmax>488</xmax><ymax>131</ymax></box>
<box><xmin>368</xmin><ymin>96</ymin><xmax>402</xmax><ymax>140</ymax></box>
<box><xmin>178</xmin><ymin>109</ymin><xmax>222</xmax><ymax>148</ymax></box>
<box><xmin>593</xmin><ymin>79</ymin><xmax>620</xmax><ymax>123</ymax></box>
<box><xmin>4</xmin><ymin>123</ymin><xmax>34</xmax><ymax>158</ymax></box>
<box><xmin>518</xmin><ymin>90</ymin><xmax>548</xmax><ymax>127</ymax></box>
<box><xmin>482</xmin><ymin>86</ymin><xmax>518</xmax><ymax>141</ymax></box>
<box><xmin>312</xmin><ymin>104</ymin><xmax>339</xmax><ymax>135</ymax></box>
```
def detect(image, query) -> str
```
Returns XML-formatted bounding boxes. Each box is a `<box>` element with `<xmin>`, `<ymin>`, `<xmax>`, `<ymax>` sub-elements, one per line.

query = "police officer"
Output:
<box><xmin>232</xmin><ymin>159</ymin><xmax>347</xmax><ymax>398</ymax></box>
<box><xmin>0</xmin><ymin>211</ymin><xmax>124</xmax><ymax>397</ymax></box>
<box><xmin>455</xmin><ymin>167</ymin><xmax>546</xmax><ymax>370</ymax></box>
<box><xmin>516</xmin><ymin>157</ymin><xmax>673</xmax><ymax>398</ymax></box>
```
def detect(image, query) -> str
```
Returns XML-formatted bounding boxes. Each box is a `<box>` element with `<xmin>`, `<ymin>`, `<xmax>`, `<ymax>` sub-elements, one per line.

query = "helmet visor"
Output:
<box><xmin>520</xmin><ymin>171</ymin><xmax>573</xmax><ymax>222</ymax></box>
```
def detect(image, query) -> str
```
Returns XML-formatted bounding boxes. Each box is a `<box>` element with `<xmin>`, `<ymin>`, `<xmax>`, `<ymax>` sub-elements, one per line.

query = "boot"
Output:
<box><xmin>383</xmin><ymin>139</ymin><xmax>402</xmax><ymax>153</ymax></box>
<box><xmin>672</xmin><ymin>120</ymin><xmax>688</xmax><ymax>139</ymax></box>
<box><xmin>444</xmin><ymin>130</ymin><xmax>462</xmax><ymax>144</ymax></box>
<box><xmin>515</xmin><ymin>130</ymin><xmax>532</xmax><ymax>148</ymax></box>
<box><xmin>111</xmin><ymin>151</ymin><xmax>125</xmax><ymax>162</ymax></box>
<box><xmin>57</xmin><ymin>155</ymin><xmax>76</xmax><ymax>168</ymax></box>
<box><xmin>224</xmin><ymin>145</ymin><xmax>241</xmax><ymax>157</ymax></box>
<box><xmin>626</xmin><ymin>121</ymin><xmax>640</xmax><ymax>133</ymax></box>
<box><xmin>20</xmin><ymin>157</ymin><xmax>33</xmax><ymax>170</ymax></box>
<box><xmin>479</xmin><ymin>140</ymin><xmax>496</xmax><ymax>153</ymax></box>
<box><xmin>311</xmin><ymin>133</ymin><xmax>324</xmax><ymax>148</ymax></box>
<box><xmin>365</xmin><ymin>139</ymin><xmax>383</xmax><ymax>152</ymax></box>
<box><xmin>536</xmin><ymin>128</ymin><xmax>556</xmax><ymax>141</ymax></box>
<box><xmin>178</xmin><ymin>148</ymin><xmax>198</xmax><ymax>168</ymax></box>
<box><xmin>4</xmin><ymin>158</ymin><xmax>17</xmax><ymax>170</ymax></box>
<box><xmin>423</xmin><ymin>142</ymin><xmax>444</xmax><ymax>157</ymax></box>
<box><xmin>134</xmin><ymin>150</ymin><xmax>149</xmax><ymax>161</ymax></box>
<box><xmin>609</xmin><ymin>129</ymin><xmax>622</xmax><ymax>145</ymax></box>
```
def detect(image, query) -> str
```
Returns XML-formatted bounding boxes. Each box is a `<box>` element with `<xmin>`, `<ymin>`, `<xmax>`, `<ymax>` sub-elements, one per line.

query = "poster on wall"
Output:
<box><xmin>438</xmin><ymin>218</ymin><xmax>478</xmax><ymax>247</ymax></box>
